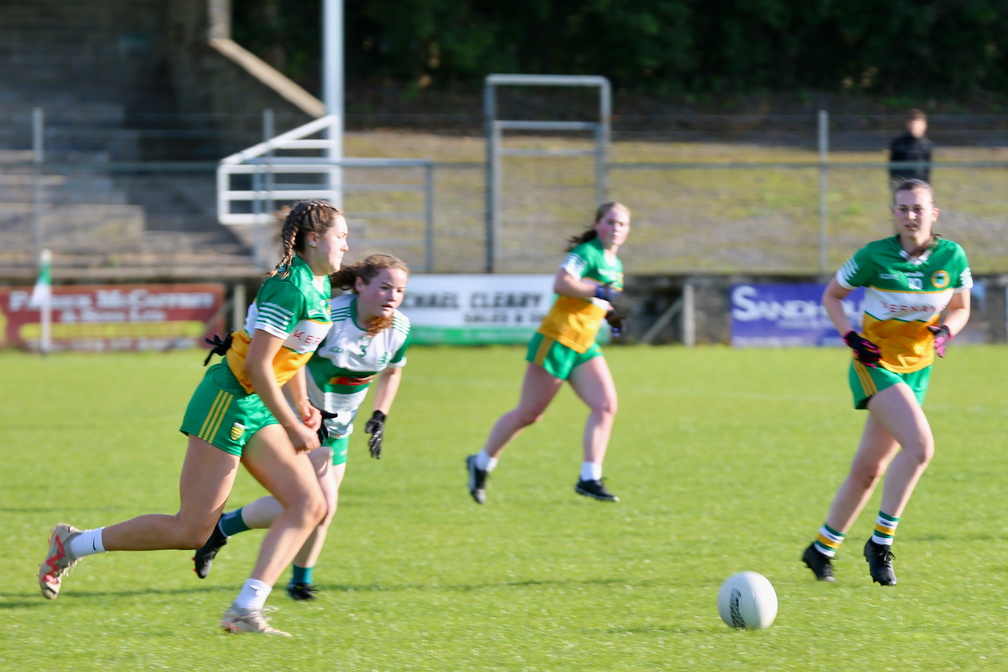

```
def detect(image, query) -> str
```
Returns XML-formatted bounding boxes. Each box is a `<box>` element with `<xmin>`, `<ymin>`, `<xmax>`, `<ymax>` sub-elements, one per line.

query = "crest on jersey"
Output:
<box><xmin>931</xmin><ymin>270</ymin><xmax>950</xmax><ymax>289</ymax></box>
<box><xmin>230</xmin><ymin>422</ymin><xmax>246</xmax><ymax>441</ymax></box>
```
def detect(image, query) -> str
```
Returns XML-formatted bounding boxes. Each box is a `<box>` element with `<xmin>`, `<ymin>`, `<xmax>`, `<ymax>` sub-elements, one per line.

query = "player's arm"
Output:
<box><xmin>363</xmin><ymin>366</ymin><xmax>403</xmax><ymax>459</ymax></box>
<box><xmin>282</xmin><ymin>367</ymin><xmax>321</xmax><ymax>433</ymax></box>
<box><xmin>822</xmin><ymin>278</ymin><xmax>854</xmax><ymax>335</ymax></box>
<box><xmin>245</xmin><ymin>329</ymin><xmax>319</xmax><ymax>453</ymax></box>
<box><xmin>553</xmin><ymin>268</ymin><xmax>620</xmax><ymax>302</ymax></box>
<box><xmin>930</xmin><ymin>289</ymin><xmax>971</xmax><ymax>358</ymax></box>
<box><xmin>371</xmin><ymin>365</ymin><xmax>403</xmax><ymax>416</ymax></box>
<box><xmin>823</xmin><ymin>278</ymin><xmax>881</xmax><ymax>367</ymax></box>
<box><xmin>939</xmin><ymin>289</ymin><xmax>970</xmax><ymax>337</ymax></box>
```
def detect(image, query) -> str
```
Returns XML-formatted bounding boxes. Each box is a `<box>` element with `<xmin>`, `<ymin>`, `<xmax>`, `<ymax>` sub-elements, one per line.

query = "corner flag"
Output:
<box><xmin>29</xmin><ymin>248</ymin><xmax>53</xmax><ymax>354</ymax></box>
<box><xmin>29</xmin><ymin>248</ymin><xmax>52</xmax><ymax>309</ymax></box>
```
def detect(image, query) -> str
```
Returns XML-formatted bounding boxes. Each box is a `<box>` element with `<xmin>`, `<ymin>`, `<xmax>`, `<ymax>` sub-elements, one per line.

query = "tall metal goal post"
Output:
<box><xmin>484</xmin><ymin>75</ymin><xmax>611</xmax><ymax>272</ymax></box>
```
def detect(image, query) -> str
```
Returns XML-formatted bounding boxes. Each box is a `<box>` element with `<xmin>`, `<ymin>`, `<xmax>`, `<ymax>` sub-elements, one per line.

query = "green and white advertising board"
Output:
<box><xmin>401</xmin><ymin>275</ymin><xmax>554</xmax><ymax>345</ymax></box>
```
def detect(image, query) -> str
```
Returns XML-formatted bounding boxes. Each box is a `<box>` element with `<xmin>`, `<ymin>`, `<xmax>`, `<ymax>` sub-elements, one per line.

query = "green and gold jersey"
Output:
<box><xmin>837</xmin><ymin>235</ymin><xmax>972</xmax><ymax>373</ymax></box>
<box><xmin>227</xmin><ymin>256</ymin><xmax>333</xmax><ymax>393</ymax></box>
<box><xmin>538</xmin><ymin>237</ymin><xmax>624</xmax><ymax>354</ymax></box>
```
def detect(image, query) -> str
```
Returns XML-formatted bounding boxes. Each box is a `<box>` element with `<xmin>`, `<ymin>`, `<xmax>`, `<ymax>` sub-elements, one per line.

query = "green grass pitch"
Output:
<box><xmin>2</xmin><ymin>345</ymin><xmax>1007</xmax><ymax>671</ymax></box>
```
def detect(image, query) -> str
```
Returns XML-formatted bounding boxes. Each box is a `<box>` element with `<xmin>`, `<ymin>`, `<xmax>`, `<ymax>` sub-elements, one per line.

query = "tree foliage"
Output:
<box><xmin>233</xmin><ymin>0</ymin><xmax>1008</xmax><ymax>97</ymax></box>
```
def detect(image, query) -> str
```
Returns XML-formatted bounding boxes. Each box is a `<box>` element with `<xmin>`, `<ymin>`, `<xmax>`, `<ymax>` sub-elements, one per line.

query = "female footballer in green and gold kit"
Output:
<box><xmin>192</xmin><ymin>254</ymin><xmax>412</xmax><ymax>602</ymax></box>
<box><xmin>802</xmin><ymin>179</ymin><xmax>972</xmax><ymax>586</ymax></box>
<box><xmin>466</xmin><ymin>201</ymin><xmax>630</xmax><ymax>504</ymax></box>
<box><xmin>39</xmin><ymin>200</ymin><xmax>349</xmax><ymax>636</ymax></box>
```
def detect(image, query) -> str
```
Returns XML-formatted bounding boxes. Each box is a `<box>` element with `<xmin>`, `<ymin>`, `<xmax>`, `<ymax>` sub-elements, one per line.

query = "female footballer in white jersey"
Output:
<box><xmin>466</xmin><ymin>201</ymin><xmax>631</xmax><ymax>504</ymax></box>
<box><xmin>802</xmin><ymin>179</ymin><xmax>972</xmax><ymax>586</ymax></box>
<box><xmin>192</xmin><ymin>253</ymin><xmax>411</xmax><ymax>600</ymax></box>
<box><xmin>39</xmin><ymin>200</ymin><xmax>349</xmax><ymax>636</ymax></box>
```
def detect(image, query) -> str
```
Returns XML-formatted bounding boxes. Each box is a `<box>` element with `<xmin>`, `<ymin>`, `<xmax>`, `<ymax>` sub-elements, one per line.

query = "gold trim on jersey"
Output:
<box><xmin>862</xmin><ymin>315</ymin><xmax>936</xmax><ymax>373</ymax></box>
<box><xmin>227</xmin><ymin>326</ymin><xmax>326</xmax><ymax>393</ymax></box>
<box><xmin>536</xmin><ymin>297</ymin><xmax>607</xmax><ymax>354</ymax></box>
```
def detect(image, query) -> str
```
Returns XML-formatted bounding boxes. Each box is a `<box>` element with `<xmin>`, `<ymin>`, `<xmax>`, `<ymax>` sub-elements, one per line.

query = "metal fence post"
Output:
<box><xmin>598</xmin><ymin>77</ymin><xmax>611</xmax><ymax>203</ymax></box>
<box><xmin>681</xmin><ymin>281</ymin><xmax>695</xmax><ymax>347</ymax></box>
<box><xmin>231</xmin><ymin>282</ymin><xmax>246</xmax><ymax>332</ymax></box>
<box><xmin>424</xmin><ymin>161</ymin><xmax>434</xmax><ymax>272</ymax></box>
<box><xmin>483</xmin><ymin>80</ymin><xmax>497</xmax><ymax>273</ymax></box>
<box><xmin>263</xmin><ymin>109</ymin><xmax>275</xmax><ymax>222</ymax></box>
<box><xmin>33</xmin><ymin>107</ymin><xmax>44</xmax><ymax>255</ymax></box>
<box><xmin>252</xmin><ymin>165</ymin><xmax>265</xmax><ymax>269</ymax></box>
<box><xmin>818</xmin><ymin>109</ymin><xmax>829</xmax><ymax>273</ymax></box>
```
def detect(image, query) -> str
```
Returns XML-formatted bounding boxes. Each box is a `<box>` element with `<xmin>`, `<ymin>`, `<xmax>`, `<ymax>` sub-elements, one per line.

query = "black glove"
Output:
<box><xmin>605</xmin><ymin>310</ymin><xmax>624</xmax><ymax>338</ymax></box>
<box><xmin>364</xmin><ymin>410</ymin><xmax>386</xmax><ymax>459</ymax></box>
<box><xmin>594</xmin><ymin>282</ymin><xmax>622</xmax><ymax>303</ymax></box>
<box><xmin>316</xmin><ymin>408</ymin><xmax>338</xmax><ymax>443</ymax></box>
<box><xmin>843</xmin><ymin>330</ymin><xmax>882</xmax><ymax>368</ymax></box>
<box><xmin>203</xmin><ymin>331</ymin><xmax>233</xmax><ymax>366</ymax></box>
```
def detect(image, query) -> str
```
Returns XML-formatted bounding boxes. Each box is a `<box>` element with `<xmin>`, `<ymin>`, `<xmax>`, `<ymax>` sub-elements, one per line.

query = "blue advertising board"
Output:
<box><xmin>730</xmin><ymin>283</ymin><xmax>865</xmax><ymax>347</ymax></box>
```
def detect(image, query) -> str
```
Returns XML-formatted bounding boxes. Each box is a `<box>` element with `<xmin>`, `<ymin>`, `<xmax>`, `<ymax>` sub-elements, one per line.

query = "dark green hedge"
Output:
<box><xmin>234</xmin><ymin>0</ymin><xmax>1008</xmax><ymax>97</ymax></box>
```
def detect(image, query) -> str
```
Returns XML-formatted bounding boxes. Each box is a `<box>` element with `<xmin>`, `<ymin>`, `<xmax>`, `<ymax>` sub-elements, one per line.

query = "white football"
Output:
<box><xmin>717</xmin><ymin>571</ymin><xmax>778</xmax><ymax>630</ymax></box>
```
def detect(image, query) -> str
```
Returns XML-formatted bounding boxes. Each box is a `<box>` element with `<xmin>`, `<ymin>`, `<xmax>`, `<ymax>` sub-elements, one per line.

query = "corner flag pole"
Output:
<box><xmin>29</xmin><ymin>248</ymin><xmax>52</xmax><ymax>354</ymax></box>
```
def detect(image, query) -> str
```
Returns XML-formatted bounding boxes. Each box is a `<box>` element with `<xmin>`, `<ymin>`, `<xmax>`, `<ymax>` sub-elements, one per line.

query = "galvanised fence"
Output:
<box><xmin>1</xmin><ymin>108</ymin><xmax>1007</xmax><ymax>280</ymax></box>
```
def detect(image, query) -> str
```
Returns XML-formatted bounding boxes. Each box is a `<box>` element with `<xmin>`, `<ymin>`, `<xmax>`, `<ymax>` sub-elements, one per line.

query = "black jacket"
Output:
<box><xmin>888</xmin><ymin>132</ymin><xmax>933</xmax><ymax>183</ymax></box>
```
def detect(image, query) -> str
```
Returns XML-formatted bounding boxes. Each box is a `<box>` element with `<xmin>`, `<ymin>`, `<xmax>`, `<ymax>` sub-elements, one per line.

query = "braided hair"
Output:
<box><xmin>331</xmin><ymin>253</ymin><xmax>410</xmax><ymax>337</ymax></box>
<box><xmin>269</xmin><ymin>199</ymin><xmax>345</xmax><ymax>278</ymax></box>
<box><xmin>566</xmin><ymin>201</ymin><xmax>631</xmax><ymax>251</ymax></box>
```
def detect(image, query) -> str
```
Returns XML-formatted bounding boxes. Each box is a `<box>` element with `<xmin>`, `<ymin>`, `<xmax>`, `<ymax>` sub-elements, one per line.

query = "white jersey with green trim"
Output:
<box><xmin>305</xmin><ymin>293</ymin><xmax>411</xmax><ymax>439</ymax></box>
<box><xmin>837</xmin><ymin>235</ymin><xmax>972</xmax><ymax>373</ymax></box>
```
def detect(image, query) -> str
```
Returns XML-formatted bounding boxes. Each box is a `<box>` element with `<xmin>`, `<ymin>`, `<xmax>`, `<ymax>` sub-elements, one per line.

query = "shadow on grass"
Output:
<box><xmin>313</xmin><ymin>574</ymin><xmax>689</xmax><ymax>595</ymax></box>
<box><xmin>595</xmin><ymin>624</ymin><xmax>718</xmax><ymax>635</ymax></box>
<box><xmin>2</xmin><ymin>574</ymin><xmax>686</xmax><ymax>609</ymax></box>
<box><xmin>0</xmin><ymin>583</ymin><xmax>237</xmax><ymax>608</ymax></box>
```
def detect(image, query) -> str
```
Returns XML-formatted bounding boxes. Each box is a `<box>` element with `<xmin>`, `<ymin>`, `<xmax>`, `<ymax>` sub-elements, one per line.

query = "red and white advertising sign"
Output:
<box><xmin>0</xmin><ymin>284</ymin><xmax>226</xmax><ymax>352</ymax></box>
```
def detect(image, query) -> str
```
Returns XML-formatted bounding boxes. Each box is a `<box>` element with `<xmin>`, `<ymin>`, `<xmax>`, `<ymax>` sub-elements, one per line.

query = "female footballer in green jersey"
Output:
<box><xmin>192</xmin><ymin>254</ymin><xmax>411</xmax><ymax>601</ymax></box>
<box><xmin>39</xmin><ymin>200</ymin><xmax>349</xmax><ymax>636</ymax></box>
<box><xmin>802</xmin><ymin>179</ymin><xmax>972</xmax><ymax>586</ymax></box>
<box><xmin>467</xmin><ymin>201</ymin><xmax>630</xmax><ymax>504</ymax></box>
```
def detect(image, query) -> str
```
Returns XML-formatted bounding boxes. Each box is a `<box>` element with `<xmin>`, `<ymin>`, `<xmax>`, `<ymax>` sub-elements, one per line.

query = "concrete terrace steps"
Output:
<box><xmin>0</xmin><ymin>162</ymin><xmax>257</xmax><ymax>283</ymax></box>
<box><xmin>0</xmin><ymin>195</ymin><xmax>259</xmax><ymax>282</ymax></box>
<box><xmin>0</xmin><ymin>102</ymin><xmax>140</xmax><ymax>160</ymax></box>
<box><xmin>0</xmin><ymin>0</ymin><xmax>264</xmax><ymax>280</ymax></box>
<box><xmin>0</xmin><ymin>174</ymin><xmax>129</xmax><ymax>205</ymax></box>
<box><xmin>1</xmin><ymin>228</ymin><xmax>260</xmax><ymax>283</ymax></box>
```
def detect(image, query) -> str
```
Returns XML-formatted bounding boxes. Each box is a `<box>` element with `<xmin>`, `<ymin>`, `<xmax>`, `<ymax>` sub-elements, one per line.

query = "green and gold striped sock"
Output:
<box><xmin>814</xmin><ymin>523</ymin><xmax>845</xmax><ymax>558</ymax></box>
<box><xmin>871</xmin><ymin>511</ymin><xmax>899</xmax><ymax>546</ymax></box>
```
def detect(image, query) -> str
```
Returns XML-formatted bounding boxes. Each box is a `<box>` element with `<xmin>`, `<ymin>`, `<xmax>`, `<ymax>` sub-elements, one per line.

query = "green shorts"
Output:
<box><xmin>180</xmin><ymin>362</ymin><xmax>279</xmax><ymax>456</ymax></box>
<box><xmin>849</xmin><ymin>360</ymin><xmax>931</xmax><ymax>410</ymax></box>
<box><xmin>327</xmin><ymin>435</ymin><xmax>350</xmax><ymax>466</ymax></box>
<box><xmin>526</xmin><ymin>333</ymin><xmax>602</xmax><ymax>380</ymax></box>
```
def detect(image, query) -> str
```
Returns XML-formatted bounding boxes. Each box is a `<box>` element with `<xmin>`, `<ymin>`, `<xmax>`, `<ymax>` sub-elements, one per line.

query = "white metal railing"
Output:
<box><xmin>217</xmin><ymin>114</ymin><xmax>434</xmax><ymax>270</ymax></box>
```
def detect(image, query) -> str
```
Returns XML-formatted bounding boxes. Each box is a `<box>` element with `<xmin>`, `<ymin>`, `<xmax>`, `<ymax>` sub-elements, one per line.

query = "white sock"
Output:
<box><xmin>233</xmin><ymin>579</ymin><xmax>272</xmax><ymax>611</ymax></box>
<box><xmin>68</xmin><ymin>528</ymin><xmax>106</xmax><ymax>558</ymax></box>
<box><xmin>580</xmin><ymin>462</ymin><xmax>602</xmax><ymax>482</ymax></box>
<box><xmin>474</xmin><ymin>450</ymin><xmax>498</xmax><ymax>472</ymax></box>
